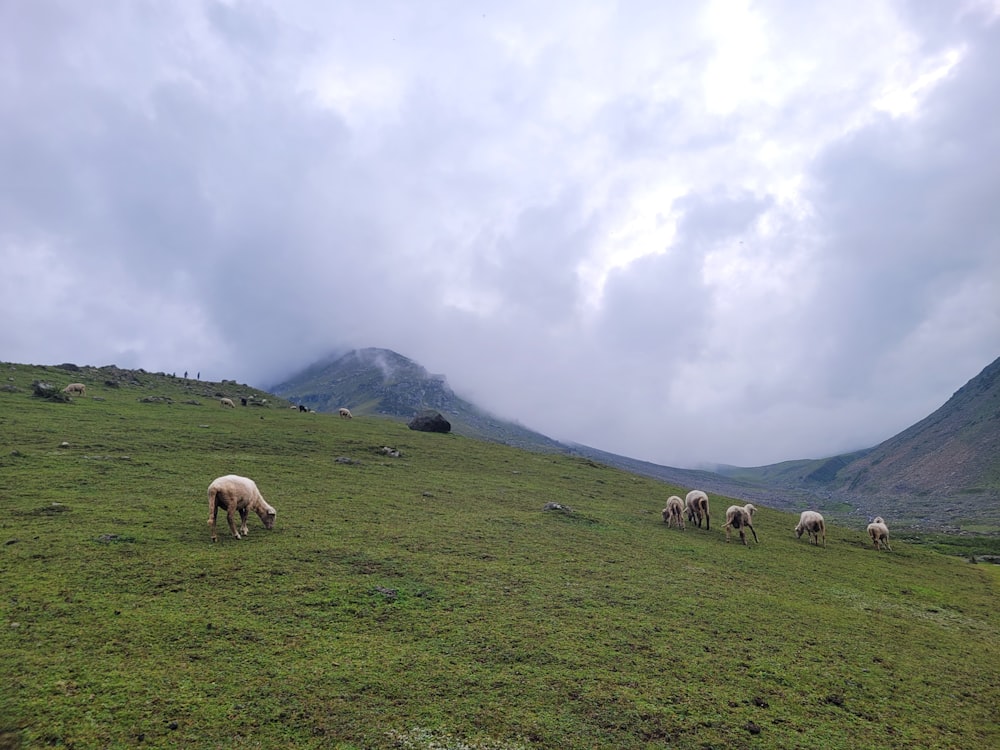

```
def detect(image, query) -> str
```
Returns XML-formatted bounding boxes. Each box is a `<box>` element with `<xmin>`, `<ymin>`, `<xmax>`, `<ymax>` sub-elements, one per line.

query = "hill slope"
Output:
<box><xmin>271</xmin><ymin>348</ymin><xmax>566</xmax><ymax>452</ymax></box>
<box><xmin>1</xmin><ymin>360</ymin><xmax>998</xmax><ymax>749</ymax></box>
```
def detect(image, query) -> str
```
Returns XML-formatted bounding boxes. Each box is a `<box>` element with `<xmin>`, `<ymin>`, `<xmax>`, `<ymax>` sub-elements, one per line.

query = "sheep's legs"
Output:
<box><xmin>238</xmin><ymin>507</ymin><xmax>250</xmax><ymax>537</ymax></box>
<box><xmin>208</xmin><ymin>498</ymin><xmax>223</xmax><ymax>542</ymax></box>
<box><xmin>226</xmin><ymin>506</ymin><xmax>241</xmax><ymax>539</ymax></box>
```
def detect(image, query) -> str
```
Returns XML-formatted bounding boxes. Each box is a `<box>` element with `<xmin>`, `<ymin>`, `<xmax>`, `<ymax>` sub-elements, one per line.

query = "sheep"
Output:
<box><xmin>338</xmin><ymin>407</ymin><xmax>353</xmax><ymax>419</ymax></box>
<box><xmin>795</xmin><ymin>510</ymin><xmax>826</xmax><ymax>547</ymax></box>
<box><xmin>206</xmin><ymin>474</ymin><xmax>276</xmax><ymax>542</ymax></box>
<box><xmin>867</xmin><ymin>516</ymin><xmax>892</xmax><ymax>551</ymax></box>
<box><xmin>724</xmin><ymin>503</ymin><xmax>759</xmax><ymax>545</ymax></box>
<box><xmin>62</xmin><ymin>383</ymin><xmax>86</xmax><ymax>396</ymax></box>
<box><xmin>685</xmin><ymin>490</ymin><xmax>711</xmax><ymax>530</ymax></box>
<box><xmin>299</xmin><ymin>404</ymin><xmax>308</xmax><ymax>412</ymax></box>
<box><xmin>661</xmin><ymin>495</ymin><xmax>685</xmax><ymax>529</ymax></box>
<box><xmin>220</xmin><ymin>398</ymin><xmax>235</xmax><ymax>408</ymax></box>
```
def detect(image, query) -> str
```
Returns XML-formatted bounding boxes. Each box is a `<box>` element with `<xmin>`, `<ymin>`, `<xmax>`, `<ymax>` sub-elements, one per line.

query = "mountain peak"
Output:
<box><xmin>271</xmin><ymin>348</ymin><xmax>564</xmax><ymax>452</ymax></box>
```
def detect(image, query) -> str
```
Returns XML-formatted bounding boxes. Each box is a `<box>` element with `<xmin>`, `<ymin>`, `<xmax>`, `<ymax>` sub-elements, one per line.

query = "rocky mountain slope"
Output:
<box><xmin>270</xmin><ymin>348</ymin><xmax>566</xmax><ymax>452</ymax></box>
<box><xmin>717</xmin><ymin>356</ymin><xmax>1000</xmax><ymax>529</ymax></box>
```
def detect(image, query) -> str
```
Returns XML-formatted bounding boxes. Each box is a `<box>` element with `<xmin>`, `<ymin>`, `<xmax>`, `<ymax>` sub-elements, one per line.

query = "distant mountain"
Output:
<box><xmin>717</xmin><ymin>356</ymin><xmax>1000</xmax><ymax>530</ymax></box>
<box><xmin>270</xmin><ymin>348</ymin><xmax>566</xmax><ymax>452</ymax></box>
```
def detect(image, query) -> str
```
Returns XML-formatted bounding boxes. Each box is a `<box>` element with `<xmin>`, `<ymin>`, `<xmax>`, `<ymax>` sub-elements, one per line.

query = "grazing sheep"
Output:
<box><xmin>299</xmin><ymin>404</ymin><xmax>308</xmax><ymax>412</ymax></box>
<box><xmin>338</xmin><ymin>407</ymin><xmax>353</xmax><ymax>419</ymax></box>
<box><xmin>867</xmin><ymin>516</ymin><xmax>892</xmax><ymax>551</ymax></box>
<box><xmin>795</xmin><ymin>510</ymin><xmax>826</xmax><ymax>547</ymax></box>
<box><xmin>206</xmin><ymin>474</ymin><xmax>276</xmax><ymax>542</ymax></box>
<box><xmin>62</xmin><ymin>383</ymin><xmax>86</xmax><ymax>396</ymax></box>
<box><xmin>220</xmin><ymin>398</ymin><xmax>235</xmax><ymax>408</ymax></box>
<box><xmin>661</xmin><ymin>495</ymin><xmax>685</xmax><ymax>529</ymax></box>
<box><xmin>685</xmin><ymin>490</ymin><xmax>711</xmax><ymax>530</ymax></box>
<box><xmin>724</xmin><ymin>504</ymin><xmax>759</xmax><ymax>545</ymax></box>
<box><xmin>241</xmin><ymin>397</ymin><xmax>248</xmax><ymax>406</ymax></box>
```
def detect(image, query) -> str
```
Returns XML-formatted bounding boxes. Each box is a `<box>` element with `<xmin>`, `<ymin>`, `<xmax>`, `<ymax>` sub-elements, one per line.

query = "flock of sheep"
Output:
<box><xmin>52</xmin><ymin>378</ymin><xmax>896</xmax><ymax>553</ymax></box>
<box><xmin>662</xmin><ymin>490</ymin><xmax>892</xmax><ymax>551</ymax></box>
<box><xmin>57</xmin><ymin>380</ymin><xmax>898</xmax><ymax>551</ymax></box>
<box><xmin>205</xmin><ymin>474</ymin><xmax>893</xmax><ymax>551</ymax></box>
<box><xmin>59</xmin><ymin>381</ymin><xmax>893</xmax><ymax>551</ymax></box>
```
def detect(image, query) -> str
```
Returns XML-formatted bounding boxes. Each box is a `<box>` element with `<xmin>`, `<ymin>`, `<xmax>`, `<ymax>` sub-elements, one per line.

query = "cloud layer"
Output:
<box><xmin>2</xmin><ymin>1</ymin><xmax>998</xmax><ymax>467</ymax></box>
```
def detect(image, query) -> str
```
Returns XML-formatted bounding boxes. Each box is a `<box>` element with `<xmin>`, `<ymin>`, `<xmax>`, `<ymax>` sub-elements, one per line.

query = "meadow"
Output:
<box><xmin>1</xmin><ymin>363</ymin><xmax>998</xmax><ymax>749</ymax></box>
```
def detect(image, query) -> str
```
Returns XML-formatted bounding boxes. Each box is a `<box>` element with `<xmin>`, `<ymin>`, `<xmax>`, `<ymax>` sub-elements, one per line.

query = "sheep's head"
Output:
<box><xmin>794</xmin><ymin>524</ymin><xmax>804</xmax><ymax>538</ymax></box>
<box><xmin>255</xmin><ymin>506</ymin><xmax>276</xmax><ymax>529</ymax></box>
<box><xmin>744</xmin><ymin>504</ymin><xmax>756</xmax><ymax>518</ymax></box>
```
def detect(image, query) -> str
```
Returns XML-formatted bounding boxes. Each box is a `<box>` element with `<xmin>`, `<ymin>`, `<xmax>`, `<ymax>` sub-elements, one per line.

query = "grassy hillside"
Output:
<box><xmin>1</xmin><ymin>362</ymin><xmax>999</xmax><ymax>749</ymax></box>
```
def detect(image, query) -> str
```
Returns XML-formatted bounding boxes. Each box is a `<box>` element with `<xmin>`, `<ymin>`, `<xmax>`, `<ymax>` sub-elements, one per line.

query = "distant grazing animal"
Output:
<box><xmin>206</xmin><ymin>474</ymin><xmax>277</xmax><ymax>543</ymax></box>
<box><xmin>62</xmin><ymin>383</ymin><xmax>86</xmax><ymax>396</ymax></box>
<box><xmin>685</xmin><ymin>490</ymin><xmax>711</xmax><ymax>530</ymax></box>
<box><xmin>299</xmin><ymin>404</ymin><xmax>308</xmax><ymax>412</ymax></box>
<box><xmin>220</xmin><ymin>398</ymin><xmax>235</xmax><ymax>408</ymax></box>
<box><xmin>724</xmin><ymin>504</ymin><xmax>758</xmax><ymax>545</ymax></box>
<box><xmin>867</xmin><ymin>516</ymin><xmax>892</xmax><ymax>551</ymax></box>
<box><xmin>338</xmin><ymin>407</ymin><xmax>353</xmax><ymax>419</ymax></box>
<box><xmin>795</xmin><ymin>510</ymin><xmax>826</xmax><ymax>547</ymax></box>
<box><xmin>661</xmin><ymin>495</ymin><xmax>685</xmax><ymax>529</ymax></box>
<box><xmin>241</xmin><ymin>397</ymin><xmax>248</xmax><ymax>406</ymax></box>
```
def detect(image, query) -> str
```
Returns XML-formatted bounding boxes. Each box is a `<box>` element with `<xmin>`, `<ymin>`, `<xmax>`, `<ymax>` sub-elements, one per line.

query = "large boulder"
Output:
<box><xmin>408</xmin><ymin>411</ymin><xmax>451</xmax><ymax>433</ymax></box>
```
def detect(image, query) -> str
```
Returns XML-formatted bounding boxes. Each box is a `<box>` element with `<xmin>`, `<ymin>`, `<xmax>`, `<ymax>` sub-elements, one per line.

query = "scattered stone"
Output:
<box><xmin>543</xmin><ymin>502</ymin><xmax>572</xmax><ymax>513</ymax></box>
<box><xmin>32</xmin><ymin>381</ymin><xmax>70</xmax><ymax>402</ymax></box>
<box><xmin>408</xmin><ymin>411</ymin><xmax>451</xmax><ymax>433</ymax></box>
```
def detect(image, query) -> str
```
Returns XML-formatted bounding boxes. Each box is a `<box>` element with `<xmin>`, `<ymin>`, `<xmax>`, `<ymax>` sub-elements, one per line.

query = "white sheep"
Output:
<box><xmin>685</xmin><ymin>490</ymin><xmax>711</xmax><ymax>530</ymax></box>
<box><xmin>206</xmin><ymin>474</ymin><xmax>277</xmax><ymax>543</ymax></box>
<box><xmin>338</xmin><ymin>407</ymin><xmax>353</xmax><ymax>419</ymax></box>
<box><xmin>220</xmin><ymin>397</ymin><xmax>235</xmax><ymax>408</ymax></box>
<box><xmin>867</xmin><ymin>516</ymin><xmax>892</xmax><ymax>551</ymax></box>
<box><xmin>62</xmin><ymin>383</ymin><xmax>86</xmax><ymax>396</ymax></box>
<box><xmin>661</xmin><ymin>495</ymin><xmax>685</xmax><ymax>529</ymax></box>
<box><xmin>795</xmin><ymin>510</ymin><xmax>826</xmax><ymax>547</ymax></box>
<box><xmin>724</xmin><ymin>503</ymin><xmax>758</xmax><ymax>545</ymax></box>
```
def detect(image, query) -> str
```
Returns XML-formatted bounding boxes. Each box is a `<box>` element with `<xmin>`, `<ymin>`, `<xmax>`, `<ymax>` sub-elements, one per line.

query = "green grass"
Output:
<box><xmin>1</xmin><ymin>362</ymin><xmax>999</xmax><ymax>749</ymax></box>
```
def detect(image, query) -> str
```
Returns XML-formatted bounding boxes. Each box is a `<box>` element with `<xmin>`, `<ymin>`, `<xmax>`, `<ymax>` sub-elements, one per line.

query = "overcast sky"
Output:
<box><xmin>2</xmin><ymin>1</ymin><xmax>999</xmax><ymax>468</ymax></box>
